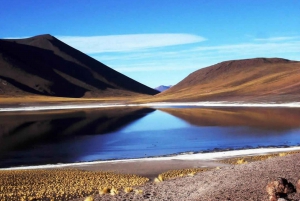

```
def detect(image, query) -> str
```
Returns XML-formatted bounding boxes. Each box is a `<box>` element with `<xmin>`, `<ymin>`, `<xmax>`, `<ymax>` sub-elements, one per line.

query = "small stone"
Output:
<box><xmin>277</xmin><ymin>198</ymin><xmax>287</xmax><ymax>201</ymax></box>
<box><xmin>269</xmin><ymin>195</ymin><xmax>277</xmax><ymax>201</ymax></box>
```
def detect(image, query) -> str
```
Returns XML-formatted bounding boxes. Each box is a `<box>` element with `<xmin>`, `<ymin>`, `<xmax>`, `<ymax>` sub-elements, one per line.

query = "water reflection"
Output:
<box><xmin>159</xmin><ymin>107</ymin><xmax>300</xmax><ymax>130</ymax></box>
<box><xmin>1</xmin><ymin>107</ymin><xmax>300</xmax><ymax>168</ymax></box>
<box><xmin>0</xmin><ymin>107</ymin><xmax>155</xmax><ymax>167</ymax></box>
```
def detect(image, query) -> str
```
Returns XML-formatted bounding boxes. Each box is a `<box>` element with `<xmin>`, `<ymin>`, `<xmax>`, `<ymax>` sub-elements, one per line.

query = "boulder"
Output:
<box><xmin>266</xmin><ymin>178</ymin><xmax>295</xmax><ymax>200</ymax></box>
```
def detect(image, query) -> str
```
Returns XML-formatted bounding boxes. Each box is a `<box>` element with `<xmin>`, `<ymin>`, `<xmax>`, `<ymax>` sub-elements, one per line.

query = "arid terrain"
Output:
<box><xmin>2</xmin><ymin>35</ymin><xmax>300</xmax><ymax>201</ymax></box>
<box><xmin>1</xmin><ymin>35</ymin><xmax>300</xmax><ymax>104</ymax></box>
<box><xmin>155</xmin><ymin>58</ymin><xmax>300</xmax><ymax>102</ymax></box>
<box><xmin>1</xmin><ymin>151</ymin><xmax>300</xmax><ymax>201</ymax></box>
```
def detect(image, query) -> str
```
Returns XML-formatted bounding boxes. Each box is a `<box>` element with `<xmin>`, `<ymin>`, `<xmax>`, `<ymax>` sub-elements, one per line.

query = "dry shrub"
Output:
<box><xmin>219</xmin><ymin>151</ymin><xmax>300</xmax><ymax>165</ymax></box>
<box><xmin>0</xmin><ymin>169</ymin><xmax>149</xmax><ymax>201</ymax></box>
<box><xmin>84</xmin><ymin>195</ymin><xmax>94</xmax><ymax>201</ymax></box>
<box><xmin>279</xmin><ymin>152</ymin><xmax>288</xmax><ymax>157</ymax></box>
<box><xmin>236</xmin><ymin>158</ymin><xmax>248</xmax><ymax>164</ymax></box>
<box><xmin>124</xmin><ymin>187</ymin><xmax>133</xmax><ymax>193</ymax></box>
<box><xmin>188</xmin><ymin>172</ymin><xmax>196</xmax><ymax>177</ymax></box>
<box><xmin>110</xmin><ymin>187</ymin><xmax>118</xmax><ymax>195</ymax></box>
<box><xmin>158</xmin><ymin>168</ymin><xmax>208</xmax><ymax>181</ymax></box>
<box><xmin>99</xmin><ymin>187</ymin><xmax>110</xmax><ymax>195</ymax></box>
<box><xmin>154</xmin><ymin>178</ymin><xmax>162</xmax><ymax>183</ymax></box>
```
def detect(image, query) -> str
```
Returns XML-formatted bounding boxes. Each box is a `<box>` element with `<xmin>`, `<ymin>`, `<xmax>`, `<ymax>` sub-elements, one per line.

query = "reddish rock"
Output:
<box><xmin>296</xmin><ymin>179</ymin><xmax>300</xmax><ymax>193</ymax></box>
<box><xmin>268</xmin><ymin>195</ymin><xmax>277</xmax><ymax>201</ymax></box>
<box><xmin>266</xmin><ymin>178</ymin><xmax>295</xmax><ymax>200</ymax></box>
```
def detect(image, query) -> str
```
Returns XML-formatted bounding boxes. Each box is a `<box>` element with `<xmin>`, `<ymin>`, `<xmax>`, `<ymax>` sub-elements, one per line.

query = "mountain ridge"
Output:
<box><xmin>0</xmin><ymin>34</ymin><xmax>158</xmax><ymax>98</ymax></box>
<box><xmin>156</xmin><ymin>57</ymin><xmax>300</xmax><ymax>102</ymax></box>
<box><xmin>1</xmin><ymin>35</ymin><xmax>300</xmax><ymax>103</ymax></box>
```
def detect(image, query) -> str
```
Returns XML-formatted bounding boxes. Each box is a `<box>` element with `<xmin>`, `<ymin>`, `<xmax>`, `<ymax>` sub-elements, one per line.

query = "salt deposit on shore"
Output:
<box><xmin>2</xmin><ymin>146</ymin><xmax>300</xmax><ymax>171</ymax></box>
<box><xmin>1</xmin><ymin>101</ymin><xmax>300</xmax><ymax>112</ymax></box>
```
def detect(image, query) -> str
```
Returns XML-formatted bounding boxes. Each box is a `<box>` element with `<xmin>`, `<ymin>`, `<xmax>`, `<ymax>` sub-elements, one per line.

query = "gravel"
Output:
<box><xmin>80</xmin><ymin>153</ymin><xmax>300</xmax><ymax>201</ymax></box>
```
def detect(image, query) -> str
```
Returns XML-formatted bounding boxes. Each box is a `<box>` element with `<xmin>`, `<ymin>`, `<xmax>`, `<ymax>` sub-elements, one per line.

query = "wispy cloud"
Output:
<box><xmin>98</xmin><ymin>58</ymin><xmax>216</xmax><ymax>76</ymax></box>
<box><xmin>193</xmin><ymin>41</ymin><xmax>300</xmax><ymax>55</ymax></box>
<box><xmin>96</xmin><ymin>36</ymin><xmax>300</xmax><ymax>75</ymax></box>
<box><xmin>254</xmin><ymin>36</ymin><xmax>298</xmax><ymax>42</ymax></box>
<box><xmin>113</xmin><ymin>63</ymin><xmax>199</xmax><ymax>72</ymax></box>
<box><xmin>57</xmin><ymin>34</ymin><xmax>206</xmax><ymax>54</ymax></box>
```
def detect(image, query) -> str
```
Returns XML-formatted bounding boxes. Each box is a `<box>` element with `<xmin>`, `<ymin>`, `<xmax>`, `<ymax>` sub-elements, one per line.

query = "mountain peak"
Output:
<box><xmin>32</xmin><ymin>34</ymin><xmax>54</xmax><ymax>40</ymax></box>
<box><xmin>0</xmin><ymin>34</ymin><xmax>158</xmax><ymax>98</ymax></box>
<box><xmin>33</xmin><ymin>34</ymin><xmax>53</xmax><ymax>38</ymax></box>
<box><xmin>3</xmin><ymin>34</ymin><xmax>55</xmax><ymax>42</ymax></box>
<box><xmin>155</xmin><ymin>85</ymin><xmax>172</xmax><ymax>92</ymax></box>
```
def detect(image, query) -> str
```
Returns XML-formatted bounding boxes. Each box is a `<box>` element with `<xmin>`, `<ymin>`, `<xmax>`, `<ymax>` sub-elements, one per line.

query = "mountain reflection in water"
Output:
<box><xmin>159</xmin><ymin>107</ymin><xmax>300</xmax><ymax>130</ymax></box>
<box><xmin>1</xmin><ymin>106</ymin><xmax>300</xmax><ymax>168</ymax></box>
<box><xmin>0</xmin><ymin>107</ymin><xmax>155</xmax><ymax>167</ymax></box>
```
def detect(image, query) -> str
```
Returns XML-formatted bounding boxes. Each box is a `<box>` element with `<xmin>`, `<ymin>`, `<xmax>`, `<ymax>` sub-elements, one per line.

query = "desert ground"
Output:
<box><xmin>1</xmin><ymin>149</ymin><xmax>300</xmax><ymax>201</ymax></box>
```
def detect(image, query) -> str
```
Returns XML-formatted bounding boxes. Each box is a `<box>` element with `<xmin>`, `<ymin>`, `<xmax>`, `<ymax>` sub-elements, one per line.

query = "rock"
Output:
<box><xmin>266</xmin><ymin>178</ymin><xmax>295</xmax><ymax>200</ymax></box>
<box><xmin>277</xmin><ymin>198</ymin><xmax>288</xmax><ymax>201</ymax></box>
<box><xmin>268</xmin><ymin>195</ymin><xmax>277</xmax><ymax>201</ymax></box>
<box><xmin>295</xmin><ymin>179</ymin><xmax>300</xmax><ymax>193</ymax></box>
<box><xmin>266</xmin><ymin>179</ymin><xmax>285</xmax><ymax>196</ymax></box>
<box><xmin>296</xmin><ymin>179</ymin><xmax>300</xmax><ymax>193</ymax></box>
<box><xmin>284</xmin><ymin>181</ymin><xmax>295</xmax><ymax>194</ymax></box>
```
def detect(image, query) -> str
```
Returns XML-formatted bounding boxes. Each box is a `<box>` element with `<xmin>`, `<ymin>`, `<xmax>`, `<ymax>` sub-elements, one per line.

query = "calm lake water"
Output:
<box><xmin>1</xmin><ymin>106</ymin><xmax>300</xmax><ymax>168</ymax></box>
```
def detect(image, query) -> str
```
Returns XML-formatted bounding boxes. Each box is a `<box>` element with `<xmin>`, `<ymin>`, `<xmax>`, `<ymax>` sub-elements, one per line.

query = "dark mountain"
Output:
<box><xmin>0</xmin><ymin>34</ymin><xmax>158</xmax><ymax>98</ymax></box>
<box><xmin>157</xmin><ymin>58</ymin><xmax>300</xmax><ymax>102</ymax></box>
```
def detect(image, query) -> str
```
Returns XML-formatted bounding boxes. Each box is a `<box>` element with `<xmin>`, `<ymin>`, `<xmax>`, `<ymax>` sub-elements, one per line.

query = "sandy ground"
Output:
<box><xmin>70</xmin><ymin>153</ymin><xmax>300</xmax><ymax>201</ymax></box>
<box><xmin>68</xmin><ymin>159</ymin><xmax>229</xmax><ymax>179</ymax></box>
<box><xmin>2</xmin><ymin>149</ymin><xmax>300</xmax><ymax>201</ymax></box>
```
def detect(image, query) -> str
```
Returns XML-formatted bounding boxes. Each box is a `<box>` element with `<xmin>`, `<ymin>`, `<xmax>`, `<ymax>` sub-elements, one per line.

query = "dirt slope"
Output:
<box><xmin>157</xmin><ymin>58</ymin><xmax>300</xmax><ymax>102</ymax></box>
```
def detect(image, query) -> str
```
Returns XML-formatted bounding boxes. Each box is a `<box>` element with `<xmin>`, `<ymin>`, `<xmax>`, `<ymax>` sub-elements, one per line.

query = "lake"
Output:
<box><xmin>1</xmin><ymin>106</ymin><xmax>300</xmax><ymax>168</ymax></box>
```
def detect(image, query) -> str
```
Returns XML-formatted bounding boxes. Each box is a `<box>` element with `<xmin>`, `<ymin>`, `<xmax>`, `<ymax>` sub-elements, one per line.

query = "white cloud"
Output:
<box><xmin>114</xmin><ymin>64</ymin><xmax>196</xmax><ymax>72</ymax></box>
<box><xmin>97</xmin><ymin>39</ymin><xmax>300</xmax><ymax>67</ymax></box>
<box><xmin>193</xmin><ymin>41</ymin><xmax>300</xmax><ymax>55</ymax></box>
<box><xmin>99</xmin><ymin>38</ymin><xmax>300</xmax><ymax>74</ymax></box>
<box><xmin>254</xmin><ymin>36</ymin><xmax>298</xmax><ymax>42</ymax></box>
<box><xmin>57</xmin><ymin>34</ymin><xmax>206</xmax><ymax>54</ymax></box>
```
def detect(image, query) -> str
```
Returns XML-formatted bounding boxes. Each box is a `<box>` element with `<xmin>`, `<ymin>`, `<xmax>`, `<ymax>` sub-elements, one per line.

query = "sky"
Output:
<box><xmin>1</xmin><ymin>0</ymin><xmax>300</xmax><ymax>88</ymax></box>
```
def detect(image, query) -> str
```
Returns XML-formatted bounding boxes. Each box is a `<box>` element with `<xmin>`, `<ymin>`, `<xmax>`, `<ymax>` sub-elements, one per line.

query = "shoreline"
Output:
<box><xmin>2</xmin><ymin>102</ymin><xmax>300</xmax><ymax>200</ymax></box>
<box><xmin>2</xmin><ymin>146</ymin><xmax>300</xmax><ymax>172</ymax></box>
<box><xmin>2</xmin><ymin>147</ymin><xmax>300</xmax><ymax>200</ymax></box>
<box><xmin>1</xmin><ymin>101</ymin><xmax>300</xmax><ymax>112</ymax></box>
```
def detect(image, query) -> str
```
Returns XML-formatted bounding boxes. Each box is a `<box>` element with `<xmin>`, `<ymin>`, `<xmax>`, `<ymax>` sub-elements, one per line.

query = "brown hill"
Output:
<box><xmin>157</xmin><ymin>58</ymin><xmax>300</xmax><ymax>102</ymax></box>
<box><xmin>0</xmin><ymin>34</ymin><xmax>158</xmax><ymax>98</ymax></box>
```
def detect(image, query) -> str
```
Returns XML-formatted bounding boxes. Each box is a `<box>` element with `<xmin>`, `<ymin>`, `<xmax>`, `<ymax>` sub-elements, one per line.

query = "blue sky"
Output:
<box><xmin>1</xmin><ymin>0</ymin><xmax>300</xmax><ymax>88</ymax></box>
